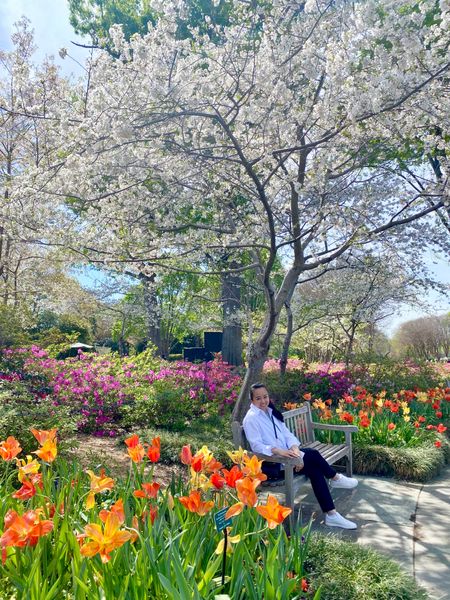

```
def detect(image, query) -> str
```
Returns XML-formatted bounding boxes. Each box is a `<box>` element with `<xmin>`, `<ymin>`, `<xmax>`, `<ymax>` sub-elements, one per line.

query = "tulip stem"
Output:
<box><xmin>221</xmin><ymin>527</ymin><xmax>228</xmax><ymax>586</ymax></box>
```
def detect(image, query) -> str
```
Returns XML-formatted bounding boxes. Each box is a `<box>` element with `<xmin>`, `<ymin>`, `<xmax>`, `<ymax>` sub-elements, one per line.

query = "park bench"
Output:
<box><xmin>232</xmin><ymin>402</ymin><xmax>358</xmax><ymax>517</ymax></box>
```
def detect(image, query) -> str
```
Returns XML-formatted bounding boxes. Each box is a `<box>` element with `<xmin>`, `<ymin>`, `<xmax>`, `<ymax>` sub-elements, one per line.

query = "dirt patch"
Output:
<box><xmin>67</xmin><ymin>434</ymin><xmax>182</xmax><ymax>486</ymax></box>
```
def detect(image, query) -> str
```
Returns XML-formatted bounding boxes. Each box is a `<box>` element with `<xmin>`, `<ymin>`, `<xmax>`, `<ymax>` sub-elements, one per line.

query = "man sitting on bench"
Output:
<box><xmin>243</xmin><ymin>383</ymin><xmax>358</xmax><ymax>530</ymax></box>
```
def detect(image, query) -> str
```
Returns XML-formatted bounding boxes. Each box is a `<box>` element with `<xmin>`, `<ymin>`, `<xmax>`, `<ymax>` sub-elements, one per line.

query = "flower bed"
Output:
<box><xmin>0</xmin><ymin>429</ymin><xmax>427</xmax><ymax>599</ymax></box>
<box><xmin>281</xmin><ymin>386</ymin><xmax>450</xmax><ymax>481</ymax></box>
<box><xmin>1</xmin><ymin>347</ymin><xmax>241</xmax><ymax>436</ymax></box>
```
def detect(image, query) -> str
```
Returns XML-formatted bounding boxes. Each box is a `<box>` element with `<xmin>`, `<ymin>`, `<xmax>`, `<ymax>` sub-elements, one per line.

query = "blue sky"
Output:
<box><xmin>1</xmin><ymin>0</ymin><xmax>448</xmax><ymax>335</ymax></box>
<box><xmin>0</xmin><ymin>0</ymin><xmax>88</xmax><ymax>76</ymax></box>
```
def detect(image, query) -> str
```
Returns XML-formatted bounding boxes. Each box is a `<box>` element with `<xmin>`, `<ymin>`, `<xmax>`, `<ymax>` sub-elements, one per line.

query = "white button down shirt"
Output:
<box><xmin>243</xmin><ymin>404</ymin><xmax>301</xmax><ymax>456</ymax></box>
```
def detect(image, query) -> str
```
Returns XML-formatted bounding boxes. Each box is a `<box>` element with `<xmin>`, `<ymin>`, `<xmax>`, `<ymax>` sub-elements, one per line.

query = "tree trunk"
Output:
<box><xmin>344</xmin><ymin>320</ymin><xmax>358</xmax><ymax>366</ymax></box>
<box><xmin>232</xmin><ymin>338</ymin><xmax>270</xmax><ymax>423</ymax></box>
<box><xmin>232</xmin><ymin>264</ymin><xmax>302</xmax><ymax>423</ymax></box>
<box><xmin>141</xmin><ymin>273</ymin><xmax>162</xmax><ymax>356</ymax></box>
<box><xmin>221</xmin><ymin>263</ymin><xmax>243</xmax><ymax>366</ymax></box>
<box><xmin>279</xmin><ymin>302</ymin><xmax>293</xmax><ymax>375</ymax></box>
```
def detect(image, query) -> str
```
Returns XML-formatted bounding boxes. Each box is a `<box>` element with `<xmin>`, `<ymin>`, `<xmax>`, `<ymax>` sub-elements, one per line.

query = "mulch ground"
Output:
<box><xmin>68</xmin><ymin>434</ymin><xmax>182</xmax><ymax>485</ymax></box>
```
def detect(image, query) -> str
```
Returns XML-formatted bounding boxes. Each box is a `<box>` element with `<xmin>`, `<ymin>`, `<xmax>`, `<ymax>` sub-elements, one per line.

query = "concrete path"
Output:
<box><xmin>260</xmin><ymin>467</ymin><xmax>450</xmax><ymax>599</ymax></box>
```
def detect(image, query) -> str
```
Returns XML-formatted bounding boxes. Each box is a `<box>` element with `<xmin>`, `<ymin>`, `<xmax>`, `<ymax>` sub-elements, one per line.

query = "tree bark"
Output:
<box><xmin>221</xmin><ymin>262</ymin><xmax>243</xmax><ymax>366</ymax></box>
<box><xmin>279</xmin><ymin>302</ymin><xmax>293</xmax><ymax>375</ymax></box>
<box><xmin>140</xmin><ymin>273</ymin><xmax>162</xmax><ymax>356</ymax></box>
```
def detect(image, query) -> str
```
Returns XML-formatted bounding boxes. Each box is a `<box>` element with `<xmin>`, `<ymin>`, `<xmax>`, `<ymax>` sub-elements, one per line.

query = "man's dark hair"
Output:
<box><xmin>249</xmin><ymin>383</ymin><xmax>284</xmax><ymax>422</ymax></box>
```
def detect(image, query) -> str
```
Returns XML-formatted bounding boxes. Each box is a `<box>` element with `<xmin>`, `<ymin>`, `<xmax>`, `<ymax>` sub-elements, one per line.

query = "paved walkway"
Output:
<box><xmin>261</xmin><ymin>467</ymin><xmax>450</xmax><ymax>599</ymax></box>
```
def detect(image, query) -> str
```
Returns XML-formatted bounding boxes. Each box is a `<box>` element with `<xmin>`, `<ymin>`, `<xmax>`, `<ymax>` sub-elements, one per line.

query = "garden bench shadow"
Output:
<box><xmin>232</xmin><ymin>403</ymin><xmax>358</xmax><ymax>528</ymax></box>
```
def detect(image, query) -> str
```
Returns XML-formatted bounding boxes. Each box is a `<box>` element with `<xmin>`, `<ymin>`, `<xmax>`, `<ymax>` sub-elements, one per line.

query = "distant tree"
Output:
<box><xmin>393</xmin><ymin>313</ymin><xmax>450</xmax><ymax>360</ymax></box>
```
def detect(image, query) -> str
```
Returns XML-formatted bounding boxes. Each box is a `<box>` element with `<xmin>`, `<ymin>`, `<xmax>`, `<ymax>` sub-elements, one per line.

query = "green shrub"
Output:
<box><xmin>121</xmin><ymin>379</ymin><xmax>210</xmax><ymax>432</ymax></box>
<box><xmin>306</xmin><ymin>533</ymin><xmax>428</xmax><ymax>599</ymax></box>
<box><xmin>261</xmin><ymin>370</ymin><xmax>308</xmax><ymax>404</ymax></box>
<box><xmin>352</xmin><ymin>438</ymin><xmax>450</xmax><ymax>482</ymax></box>
<box><xmin>0</xmin><ymin>379</ymin><xmax>77</xmax><ymax>457</ymax></box>
<box><xmin>349</xmin><ymin>358</ymin><xmax>443</xmax><ymax>394</ymax></box>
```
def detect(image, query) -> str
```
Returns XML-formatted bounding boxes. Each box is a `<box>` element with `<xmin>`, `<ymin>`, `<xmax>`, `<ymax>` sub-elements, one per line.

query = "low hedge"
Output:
<box><xmin>353</xmin><ymin>438</ymin><xmax>450</xmax><ymax>482</ymax></box>
<box><xmin>306</xmin><ymin>533</ymin><xmax>428</xmax><ymax>599</ymax></box>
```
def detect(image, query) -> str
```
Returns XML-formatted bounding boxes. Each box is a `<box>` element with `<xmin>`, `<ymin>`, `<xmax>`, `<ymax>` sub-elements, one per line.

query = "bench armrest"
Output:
<box><xmin>312</xmin><ymin>422</ymin><xmax>358</xmax><ymax>433</ymax></box>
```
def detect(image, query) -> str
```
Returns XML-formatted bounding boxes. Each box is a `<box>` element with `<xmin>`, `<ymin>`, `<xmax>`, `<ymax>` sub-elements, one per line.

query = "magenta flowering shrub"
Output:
<box><xmin>144</xmin><ymin>357</ymin><xmax>240</xmax><ymax>414</ymax></box>
<box><xmin>262</xmin><ymin>360</ymin><xmax>353</xmax><ymax>405</ymax></box>
<box><xmin>1</xmin><ymin>348</ymin><xmax>242</xmax><ymax>435</ymax></box>
<box><xmin>263</xmin><ymin>358</ymin><xmax>306</xmax><ymax>372</ymax></box>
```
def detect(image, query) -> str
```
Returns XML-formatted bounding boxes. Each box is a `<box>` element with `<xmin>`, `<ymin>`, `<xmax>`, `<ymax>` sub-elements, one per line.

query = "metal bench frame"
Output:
<box><xmin>232</xmin><ymin>402</ymin><xmax>358</xmax><ymax>516</ymax></box>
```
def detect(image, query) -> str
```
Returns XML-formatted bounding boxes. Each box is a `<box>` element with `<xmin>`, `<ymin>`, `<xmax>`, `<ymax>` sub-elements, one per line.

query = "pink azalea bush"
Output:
<box><xmin>1</xmin><ymin>348</ymin><xmax>241</xmax><ymax>435</ymax></box>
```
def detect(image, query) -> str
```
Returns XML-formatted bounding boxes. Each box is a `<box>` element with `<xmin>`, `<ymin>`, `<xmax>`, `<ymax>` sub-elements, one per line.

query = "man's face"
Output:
<box><xmin>251</xmin><ymin>387</ymin><xmax>270</xmax><ymax>411</ymax></box>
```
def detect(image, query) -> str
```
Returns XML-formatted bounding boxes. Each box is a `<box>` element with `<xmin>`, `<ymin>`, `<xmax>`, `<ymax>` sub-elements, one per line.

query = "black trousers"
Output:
<box><xmin>262</xmin><ymin>448</ymin><xmax>336</xmax><ymax>513</ymax></box>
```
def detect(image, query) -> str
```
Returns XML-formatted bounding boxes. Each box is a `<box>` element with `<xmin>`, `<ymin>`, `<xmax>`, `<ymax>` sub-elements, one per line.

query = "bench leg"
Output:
<box><xmin>346</xmin><ymin>453</ymin><xmax>353</xmax><ymax>476</ymax></box>
<box><xmin>285</xmin><ymin>465</ymin><xmax>295</xmax><ymax>533</ymax></box>
<box><xmin>345</xmin><ymin>433</ymin><xmax>353</xmax><ymax>476</ymax></box>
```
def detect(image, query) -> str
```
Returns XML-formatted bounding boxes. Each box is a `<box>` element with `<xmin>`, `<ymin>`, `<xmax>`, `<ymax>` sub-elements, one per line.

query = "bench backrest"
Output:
<box><xmin>232</xmin><ymin>403</ymin><xmax>316</xmax><ymax>450</ymax></box>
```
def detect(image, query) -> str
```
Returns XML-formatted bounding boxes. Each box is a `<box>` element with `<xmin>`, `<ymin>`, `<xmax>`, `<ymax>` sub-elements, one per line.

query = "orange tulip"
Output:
<box><xmin>204</xmin><ymin>457</ymin><xmax>223</xmax><ymax>473</ymax></box>
<box><xmin>0</xmin><ymin>508</ymin><xmax>53</xmax><ymax>561</ymax></box>
<box><xmin>147</xmin><ymin>444</ymin><xmax>160</xmax><ymax>463</ymax></box>
<box><xmin>235</xmin><ymin>476</ymin><xmax>260</xmax><ymax>507</ymax></box>
<box><xmin>124</xmin><ymin>434</ymin><xmax>145</xmax><ymax>463</ymax></box>
<box><xmin>86</xmin><ymin>469</ymin><xmax>115</xmax><ymax>510</ymax></box>
<box><xmin>180</xmin><ymin>445</ymin><xmax>193</xmax><ymax>465</ymax></box>
<box><xmin>178</xmin><ymin>490</ymin><xmax>215</xmax><ymax>516</ymax></box>
<box><xmin>99</xmin><ymin>499</ymin><xmax>125</xmax><ymax>525</ymax></box>
<box><xmin>255</xmin><ymin>494</ymin><xmax>292</xmax><ymax>529</ymax></box>
<box><xmin>30</xmin><ymin>428</ymin><xmax>57</xmax><ymax>445</ymax></box>
<box><xmin>225</xmin><ymin>502</ymin><xmax>244</xmax><ymax>519</ymax></box>
<box><xmin>80</xmin><ymin>512</ymin><xmax>132</xmax><ymax>563</ymax></box>
<box><xmin>133</xmin><ymin>482</ymin><xmax>160</xmax><ymax>499</ymax></box>
<box><xmin>190</xmin><ymin>455</ymin><xmax>204</xmax><ymax>473</ymax></box>
<box><xmin>387</xmin><ymin>423</ymin><xmax>396</xmax><ymax>431</ymax></box>
<box><xmin>12</xmin><ymin>473</ymin><xmax>42</xmax><ymax>501</ymax></box>
<box><xmin>222</xmin><ymin>466</ymin><xmax>244</xmax><ymax>489</ymax></box>
<box><xmin>241</xmin><ymin>455</ymin><xmax>267</xmax><ymax>482</ymax></box>
<box><xmin>143</xmin><ymin>505</ymin><xmax>158</xmax><ymax>525</ymax></box>
<box><xmin>34</xmin><ymin>439</ymin><xmax>57</xmax><ymax>463</ymax></box>
<box><xmin>0</xmin><ymin>436</ymin><xmax>22</xmax><ymax>461</ymax></box>
<box><xmin>130</xmin><ymin>515</ymin><xmax>140</xmax><ymax>542</ymax></box>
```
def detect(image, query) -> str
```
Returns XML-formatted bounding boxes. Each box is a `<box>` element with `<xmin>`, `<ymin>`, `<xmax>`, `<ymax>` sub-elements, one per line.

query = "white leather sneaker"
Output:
<box><xmin>325</xmin><ymin>512</ymin><xmax>357</xmax><ymax>529</ymax></box>
<box><xmin>330</xmin><ymin>474</ymin><xmax>358</xmax><ymax>489</ymax></box>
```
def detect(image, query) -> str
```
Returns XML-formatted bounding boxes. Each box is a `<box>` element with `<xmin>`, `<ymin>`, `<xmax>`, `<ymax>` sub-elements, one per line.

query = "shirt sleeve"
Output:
<box><xmin>243</xmin><ymin>415</ymin><xmax>274</xmax><ymax>456</ymax></box>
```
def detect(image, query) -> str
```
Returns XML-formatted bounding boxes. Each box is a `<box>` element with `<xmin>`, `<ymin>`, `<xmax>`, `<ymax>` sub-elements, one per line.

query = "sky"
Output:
<box><xmin>1</xmin><ymin>0</ymin><xmax>449</xmax><ymax>336</ymax></box>
<box><xmin>0</xmin><ymin>0</ymin><xmax>88</xmax><ymax>77</ymax></box>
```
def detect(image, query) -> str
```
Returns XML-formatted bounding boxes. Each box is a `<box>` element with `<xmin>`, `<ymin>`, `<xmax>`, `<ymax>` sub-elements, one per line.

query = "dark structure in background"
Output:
<box><xmin>204</xmin><ymin>332</ymin><xmax>222</xmax><ymax>353</ymax></box>
<box><xmin>183</xmin><ymin>332</ymin><xmax>223</xmax><ymax>362</ymax></box>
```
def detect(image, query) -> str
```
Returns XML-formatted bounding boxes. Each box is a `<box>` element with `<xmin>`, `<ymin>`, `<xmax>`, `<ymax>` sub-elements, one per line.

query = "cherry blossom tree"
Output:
<box><xmin>0</xmin><ymin>19</ymin><xmax>75</xmax><ymax>313</ymax></box>
<box><xmin>23</xmin><ymin>0</ymin><xmax>450</xmax><ymax>420</ymax></box>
